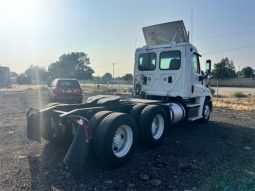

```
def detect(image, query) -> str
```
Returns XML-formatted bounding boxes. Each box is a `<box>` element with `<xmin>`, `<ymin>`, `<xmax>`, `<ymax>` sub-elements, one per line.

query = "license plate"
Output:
<box><xmin>67</xmin><ymin>89</ymin><xmax>72</xmax><ymax>93</ymax></box>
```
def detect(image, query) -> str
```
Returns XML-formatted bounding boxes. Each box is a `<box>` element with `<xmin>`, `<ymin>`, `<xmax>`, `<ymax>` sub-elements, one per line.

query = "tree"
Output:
<box><xmin>48</xmin><ymin>52</ymin><xmax>94</xmax><ymax>80</ymax></box>
<box><xmin>122</xmin><ymin>73</ymin><xmax>133</xmax><ymax>82</ymax></box>
<box><xmin>24</xmin><ymin>65</ymin><xmax>48</xmax><ymax>84</ymax></box>
<box><xmin>241</xmin><ymin>66</ymin><xmax>254</xmax><ymax>78</ymax></box>
<box><xmin>102</xmin><ymin>72</ymin><xmax>112</xmax><ymax>83</ymax></box>
<box><xmin>212</xmin><ymin>58</ymin><xmax>236</xmax><ymax>79</ymax></box>
<box><xmin>17</xmin><ymin>74</ymin><xmax>29</xmax><ymax>85</ymax></box>
<box><xmin>10</xmin><ymin>72</ymin><xmax>18</xmax><ymax>78</ymax></box>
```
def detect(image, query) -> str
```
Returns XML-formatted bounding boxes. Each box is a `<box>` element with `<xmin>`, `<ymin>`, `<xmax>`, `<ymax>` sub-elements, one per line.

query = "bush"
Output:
<box><xmin>213</xmin><ymin>94</ymin><xmax>225</xmax><ymax>98</ymax></box>
<box><xmin>233</xmin><ymin>92</ymin><xmax>247</xmax><ymax>98</ymax></box>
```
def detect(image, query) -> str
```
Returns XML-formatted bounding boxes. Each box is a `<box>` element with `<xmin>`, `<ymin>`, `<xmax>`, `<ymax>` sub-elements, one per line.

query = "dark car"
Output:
<box><xmin>48</xmin><ymin>78</ymin><xmax>83</xmax><ymax>103</ymax></box>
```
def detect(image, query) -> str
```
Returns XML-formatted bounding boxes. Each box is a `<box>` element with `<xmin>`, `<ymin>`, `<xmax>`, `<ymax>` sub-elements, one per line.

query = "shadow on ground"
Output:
<box><xmin>28</xmin><ymin>121</ymin><xmax>255</xmax><ymax>190</ymax></box>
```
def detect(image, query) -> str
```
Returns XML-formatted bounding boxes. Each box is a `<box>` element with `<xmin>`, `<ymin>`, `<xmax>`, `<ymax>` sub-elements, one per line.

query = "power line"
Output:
<box><xmin>196</xmin><ymin>28</ymin><xmax>255</xmax><ymax>41</ymax></box>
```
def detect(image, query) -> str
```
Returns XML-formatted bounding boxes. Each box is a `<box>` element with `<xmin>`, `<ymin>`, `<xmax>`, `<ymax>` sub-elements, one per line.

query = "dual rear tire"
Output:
<box><xmin>90</xmin><ymin>104</ymin><xmax>168</xmax><ymax>168</ymax></box>
<box><xmin>139</xmin><ymin>105</ymin><xmax>168</xmax><ymax>147</ymax></box>
<box><xmin>91</xmin><ymin>112</ymin><xmax>138</xmax><ymax>168</ymax></box>
<box><xmin>130</xmin><ymin>104</ymin><xmax>168</xmax><ymax>147</ymax></box>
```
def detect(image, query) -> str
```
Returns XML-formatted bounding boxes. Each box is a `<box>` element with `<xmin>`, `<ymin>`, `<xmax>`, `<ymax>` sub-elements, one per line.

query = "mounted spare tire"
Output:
<box><xmin>94</xmin><ymin>112</ymin><xmax>138</xmax><ymax>168</ymax></box>
<box><xmin>139</xmin><ymin>105</ymin><xmax>168</xmax><ymax>147</ymax></box>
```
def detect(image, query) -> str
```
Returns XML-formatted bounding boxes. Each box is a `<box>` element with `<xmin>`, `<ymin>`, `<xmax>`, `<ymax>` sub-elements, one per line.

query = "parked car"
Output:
<box><xmin>48</xmin><ymin>78</ymin><xmax>83</xmax><ymax>103</ymax></box>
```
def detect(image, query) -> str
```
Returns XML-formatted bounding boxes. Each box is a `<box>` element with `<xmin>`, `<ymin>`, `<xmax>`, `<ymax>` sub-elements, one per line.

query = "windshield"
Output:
<box><xmin>57</xmin><ymin>80</ymin><xmax>80</xmax><ymax>89</ymax></box>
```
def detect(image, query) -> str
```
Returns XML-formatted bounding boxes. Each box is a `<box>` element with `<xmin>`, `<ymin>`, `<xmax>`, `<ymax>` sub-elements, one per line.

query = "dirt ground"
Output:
<box><xmin>0</xmin><ymin>89</ymin><xmax>255</xmax><ymax>191</ymax></box>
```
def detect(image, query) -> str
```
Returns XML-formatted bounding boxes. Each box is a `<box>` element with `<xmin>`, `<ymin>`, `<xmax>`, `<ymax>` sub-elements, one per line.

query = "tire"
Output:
<box><xmin>94</xmin><ymin>112</ymin><xmax>138</xmax><ymax>168</ymax></box>
<box><xmin>200</xmin><ymin>99</ymin><xmax>211</xmax><ymax>124</ymax></box>
<box><xmin>130</xmin><ymin>103</ymin><xmax>147</xmax><ymax>125</ymax></box>
<box><xmin>88</xmin><ymin>111</ymin><xmax>113</xmax><ymax>138</ymax></box>
<box><xmin>139</xmin><ymin>105</ymin><xmax>168</xmax><ymax>147</ymax></box>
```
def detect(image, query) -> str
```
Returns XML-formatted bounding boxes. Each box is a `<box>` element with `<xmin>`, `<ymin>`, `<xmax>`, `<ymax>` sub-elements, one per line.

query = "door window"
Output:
<box><xmin>192</xmin><ymin>54</ymin><xmax>200</xmax><ymax>74</ymax></box>
<box><xmin>159</xmin><ymin>51</ymin><xmax>181</xmax><ymax>70</ymax></box>
<box><xmin>138</xmin><ymin>53</ymin><xmax>156</xmax><ymax>71</ymax></box>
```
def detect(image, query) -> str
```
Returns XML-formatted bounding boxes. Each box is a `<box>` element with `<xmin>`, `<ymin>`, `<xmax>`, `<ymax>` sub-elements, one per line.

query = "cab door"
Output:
<box><xmin>134</xmin><ymin>52</ymin><xmax>156</xmax><ymax>97</ymax></box>
<box><xmin>190</xmin><ymin>53</ymin><xmax>203</xmax><ymax>97</ymax></box>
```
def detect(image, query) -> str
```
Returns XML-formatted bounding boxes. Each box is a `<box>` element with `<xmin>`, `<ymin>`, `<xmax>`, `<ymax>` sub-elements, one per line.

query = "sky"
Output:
<box><xmin>0</xmin><ymin>0</ymin><xmax>254</xmax><ymax>76</ymax></box>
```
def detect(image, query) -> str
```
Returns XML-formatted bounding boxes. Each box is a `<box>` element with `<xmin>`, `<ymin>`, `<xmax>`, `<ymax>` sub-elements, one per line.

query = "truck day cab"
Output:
<box><xmin>27</xmin><ymin>20</ymin><xmax>212</xmax><ymax>172</ymax></box>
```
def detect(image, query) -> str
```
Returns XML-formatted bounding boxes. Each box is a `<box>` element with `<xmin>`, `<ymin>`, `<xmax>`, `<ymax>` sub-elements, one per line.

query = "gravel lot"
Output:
<box><xmin>0</xmin><ymin>90</ymin><xmax>255</xmax><ymax>191</ymax></box>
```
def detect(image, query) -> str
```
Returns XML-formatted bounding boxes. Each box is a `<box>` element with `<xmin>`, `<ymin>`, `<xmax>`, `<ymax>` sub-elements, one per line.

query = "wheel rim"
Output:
<box><xmin>151</xmin><ymin>114</ymin><xmax>164</xmax><ymax>140</ymax></box>
<box><xmin>204</xmin><ymin>105</ymin><xmax>210</xmax><ymax>119</ymax></box>
<box><xmin>112</xmin><ymin>125</ymin><xmax>133</xmax><ymax>158</ymax></box>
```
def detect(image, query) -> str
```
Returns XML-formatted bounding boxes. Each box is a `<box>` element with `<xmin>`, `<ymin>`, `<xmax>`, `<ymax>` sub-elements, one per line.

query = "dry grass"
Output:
<box><xmin>213</xmin><ymin>92</ymin><xmax>255</xmax><ymax>111</ymax></box>
<box><xmin>81</xmin><ymin>84</ymin><xmax>132</xmax><ymax>94</ymax></box>
<box><xmin>0</xmin><ymin>85</ymin><xmax>47</xmax><ymax>92</ymax></box>
<box><xmin>1</xmin><ymin>85</ymin><xmax>254</xmax><ymax>111</ymax></box>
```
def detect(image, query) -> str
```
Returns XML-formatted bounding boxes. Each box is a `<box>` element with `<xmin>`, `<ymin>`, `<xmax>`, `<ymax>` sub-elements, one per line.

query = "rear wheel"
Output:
<box><xmin>130</xmin><ymin>103</ymin><xmax>147</xmax><ymax>124</ymax></box>
<box><xmin>139</xmin><ymin>105</ymin><xmax>168</xmax><ymax>147</ymax></box>
<box><xmin>87</xmin><ymin>111</ymin><xmax>113</xmax><ymax>145</ymax></box>
<box><xmin>94</xmin><ymin>112</ymin><xmax>138</xmax><ymax>168</ymax></box>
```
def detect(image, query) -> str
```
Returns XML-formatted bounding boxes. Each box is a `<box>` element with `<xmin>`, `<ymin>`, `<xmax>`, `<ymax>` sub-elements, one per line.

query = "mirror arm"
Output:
<box><xmin>199</xmin><ymin>72</ymin><xmax>210</xmax><ymax>81</ymax></box>
<box><xmin>205</xmin><ymin>75</ymin><xmax>213</xmax><ymax>87</ymax></box>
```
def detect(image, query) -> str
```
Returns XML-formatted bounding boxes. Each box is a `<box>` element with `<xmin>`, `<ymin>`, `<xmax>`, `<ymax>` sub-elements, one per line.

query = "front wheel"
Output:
<box><xmin>200</xmin><ymin>99</ymin><xmax>211</xmax><ymax>123</ymax></box>
<box><xmin>94</xmin><ymin>112</ymin><xmax>138</xmax><ymax>168</ymax></box>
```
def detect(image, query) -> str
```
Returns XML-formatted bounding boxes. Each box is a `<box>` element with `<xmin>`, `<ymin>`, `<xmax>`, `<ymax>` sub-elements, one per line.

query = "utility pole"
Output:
<box><xmin>112</xmin><ymin>63</ymin><xmax>115</xmax><ymax>79</ymax></box>
<box><xmin>191</xmin><ymin>8</ymin><xmax>193</xmax><ymax>43</ymax></box>
<box><xmin>238</xmin><ymin>65</ymin><xmax>242</xmax><ymax>72</ymax></box>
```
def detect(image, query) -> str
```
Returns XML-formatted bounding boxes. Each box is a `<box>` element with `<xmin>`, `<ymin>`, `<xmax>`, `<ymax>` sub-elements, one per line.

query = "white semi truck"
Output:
<box><xmin>27</xmin><ymin>20</ymin><xmax>212</xmax><ymax>172</ymax></box>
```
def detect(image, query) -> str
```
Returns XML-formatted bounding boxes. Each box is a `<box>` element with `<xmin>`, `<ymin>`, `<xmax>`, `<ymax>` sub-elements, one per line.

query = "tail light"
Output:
<box><xmin>53</xmin><ymin>88</ymin><xmax>64</xmax><ymax>95</ymax></box>
<box><xmin>74</xmin><ymin>88</ymin><xmax>83</xmax><ymax>95</ymax></box>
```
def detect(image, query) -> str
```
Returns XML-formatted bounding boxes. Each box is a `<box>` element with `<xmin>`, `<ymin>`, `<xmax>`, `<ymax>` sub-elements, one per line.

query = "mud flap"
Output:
<box><xmin>63</xmin><ymin>117</ymin><xmax>90</xmax><ymax>174</ymax></box>
<box><xmin>27</xmin><ymin>108</ymin><xmax>41</xmax><ymax>142</ymax></box>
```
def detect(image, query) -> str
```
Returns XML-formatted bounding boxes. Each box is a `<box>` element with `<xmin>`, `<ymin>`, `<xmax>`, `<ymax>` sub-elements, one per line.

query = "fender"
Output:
<box><xmin>63</xmin><ymin>116</ymin><xmax>91</xmax><ymax>174</ymax></box>
<box><xmin>27</xmin><ymin>107</ymin><xmax>41</xmax><ymax>142</ymax></box>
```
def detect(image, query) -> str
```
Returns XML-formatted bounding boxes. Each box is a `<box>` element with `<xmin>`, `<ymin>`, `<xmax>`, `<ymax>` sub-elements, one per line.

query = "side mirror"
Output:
<box><xmin>205</xmin><ymin>60</ymin><xmax>211</xmax><ymax>75</ymax></box>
